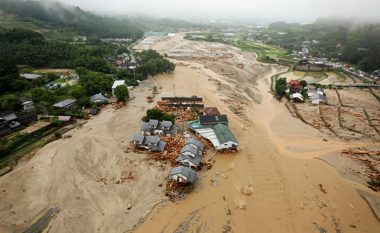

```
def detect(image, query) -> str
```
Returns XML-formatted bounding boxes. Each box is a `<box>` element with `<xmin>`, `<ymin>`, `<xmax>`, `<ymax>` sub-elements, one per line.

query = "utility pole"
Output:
<box><xmin>173</xmin><ymin>83</ymin><xmax>176</xmax><ymax>97</ymax></box>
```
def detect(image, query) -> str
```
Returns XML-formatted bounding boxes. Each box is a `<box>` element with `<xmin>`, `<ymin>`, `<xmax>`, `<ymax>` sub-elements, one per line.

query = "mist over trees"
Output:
<box><xmin>0</xmin><ymin>0</ymin><xmax>144</xmax><ymax>39</ymax></box>
<box><xmin>267</xmin><ymin>18</ymin><xmax>380</xmax><ymax>71</ymax></box>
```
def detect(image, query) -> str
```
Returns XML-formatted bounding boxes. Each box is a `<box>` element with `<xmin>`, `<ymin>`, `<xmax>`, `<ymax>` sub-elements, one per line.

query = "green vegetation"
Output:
<box><xmin>185</xmin><ymin>32</ymin><xmax>297</xmax><ymax>65</ymax></box>
<box><xmin>275</xmin><ymin>78</ymin><xmax>287</xmax><ymax>99</ymax></box>
<box><xmin>136</xmin><ymin>49</ymin><xmax>176</xmax><ymax>76</ymax></box>
<box><xmin>266</xmin><ymin>18</ymin><xmax>380</xmax><ymax>72</ymax></box>
<box><xmin>0</xmin><ymin>27</ymin><xmax>175</xmax><ymax>113</ymax></box>
<box><xmin>114</xmin><ymin>85</ymin><xmax>130</xmax><ymax>101</ymax></box>
<box><xmin>0</xmin><ymin>28</ymin><xmax>116</xmax><ymax>71</ymax></box>
<box><xmin>142</xmin><ymin>109</ymin><xmax>176</xmax><ymax>123</ymax></box>
<box><xmin>232</xmin><ymin>39</ymin><xmax>297</xmax><ymax>65</ymax></box>
<box><xmin>184</xmin><ymin>32</ymin><xmax>225</xmax><ymax>43</ymax></box>
<box><xmin>0</xmin><ymin>121</ymin><xmax>63</xmax><ymax>163</ymax></box>
<box><xmin>0</xmin><ymin>0</ymin><xmax>143</xmax><ymax>39</ymax></box>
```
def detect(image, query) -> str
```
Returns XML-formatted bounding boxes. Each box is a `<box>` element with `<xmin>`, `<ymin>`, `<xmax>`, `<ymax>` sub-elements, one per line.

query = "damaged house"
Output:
<box><xmin>132</xmin><ymin>134</ymin><xmax>166</xmax><ymax>152</ymax></box>
<box><xmin>141</xmin><ymin>119</ymin><xmax>177</xmax><ymax>136</ymax></box>
<box><xmin>169</xmin><ymin>166</ymin><xmax>197</xmax><ymax>184</ymax></box>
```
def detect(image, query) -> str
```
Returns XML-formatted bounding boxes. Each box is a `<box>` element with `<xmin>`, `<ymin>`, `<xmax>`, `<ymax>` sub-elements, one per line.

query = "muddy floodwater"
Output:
<box><xmin>0</xmin><ymin>34</ymin><xmax>379</xmax><ymax>233</ymax></box>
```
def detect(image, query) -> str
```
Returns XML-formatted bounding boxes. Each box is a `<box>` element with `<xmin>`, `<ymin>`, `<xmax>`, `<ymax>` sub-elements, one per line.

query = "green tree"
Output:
<box><xmin>0</xmin><ymin>94</ymin><xmax>19</xmax><ymax>110</ymax></box>
<box><xmin>275</xmin><ymin>78</ymin><xmax>287</xmax><ymax>99</ymax></box>
<box><xmin>70</xmin><ymin>85</ymin><xmax>87</xmax><ymax>99</ymax></box>
<box><xmin>299</xmin><ymin>80</ymin><xmax>307</xmax><ymax>87</ymax></box>
<box><xmin>114</xmin><ymin>85</ymin><xmax>129</xmax><ymax>101</ymax></box>
<box><xmin>142</xmin><ymin>109</ymin><xmax>175</xmax><ymax>123</ymax></box>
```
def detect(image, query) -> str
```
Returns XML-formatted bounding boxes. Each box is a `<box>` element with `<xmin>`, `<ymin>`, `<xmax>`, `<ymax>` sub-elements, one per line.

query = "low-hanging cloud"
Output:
<box><xmin>56</xmin><ymin>0</ymin><xmax>380</xmax><ymax>23</ymax></box>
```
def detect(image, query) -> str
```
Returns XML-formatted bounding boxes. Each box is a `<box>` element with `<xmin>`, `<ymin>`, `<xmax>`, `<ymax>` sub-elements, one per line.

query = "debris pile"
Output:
<box><xmin>341</xmin><ymin>148</ymin><xmax>380</xmax><ymax>191</ymax></box>
<box><xmin>165</xmin><ymin>181</ymin><xmax>194</xmax><ymax>201</ymax></box>
<box><xmin>150</xmin><ymin>135</ymin><xmax>186</xmax><ymax>165</ymax></box>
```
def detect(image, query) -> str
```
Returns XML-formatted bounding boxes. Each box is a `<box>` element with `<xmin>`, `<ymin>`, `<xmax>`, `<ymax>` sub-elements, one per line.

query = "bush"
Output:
<box><xmin>114</xmin><ymin>85</ymin><xmax>129</xmax><ymax>101</ymax></box>
<box><xmin>275</xmin><ymin>77</ymin><xmax>287</xmax><ymax>99</ymax></box>
<box><xmin>142</xmin><ymin>109</ymin><xmax>175</xmax><ymax>123</ymax></box>
<box><xmin>54</xmin><ymin>132</ymin><xmax>62</xmax><ymax>138</ymax></box>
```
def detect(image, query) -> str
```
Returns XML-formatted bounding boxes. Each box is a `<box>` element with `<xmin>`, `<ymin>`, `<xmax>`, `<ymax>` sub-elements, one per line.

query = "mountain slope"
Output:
<box><xmin>0</xmin><ymin>0</ymin><xmax>143</xmax><ymax>39</ymax></box>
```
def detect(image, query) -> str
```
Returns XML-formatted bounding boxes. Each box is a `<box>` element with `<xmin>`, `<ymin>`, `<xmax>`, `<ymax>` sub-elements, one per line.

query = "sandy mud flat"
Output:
<box><xmin>0</xmin><ymin>34</ymin><xmax>379</xmax><ymax>233</ymax></box>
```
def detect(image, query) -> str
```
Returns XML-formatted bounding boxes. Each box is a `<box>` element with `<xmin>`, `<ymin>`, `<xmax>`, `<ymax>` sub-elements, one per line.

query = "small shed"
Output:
<box><xmin>112</xmin><ymin>80</ymin><xmax>126</xmax><ymax>96</ymax></box>
<box><xmin>52</xmin><ymin>99</ymin><xmax>77</xmax><ymax>109</ymax></box>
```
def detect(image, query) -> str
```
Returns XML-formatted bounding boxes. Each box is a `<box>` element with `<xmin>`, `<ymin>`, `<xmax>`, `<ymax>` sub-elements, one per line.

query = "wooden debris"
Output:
<box><xmin>318</xmin><ymin>184</ymin><xmax>327</xmax><ymax>194</ymax></box>
<box><xmin>341</xmin><ymin>147</ymin><xmax>380</xmax><ymax>191</ymax></box>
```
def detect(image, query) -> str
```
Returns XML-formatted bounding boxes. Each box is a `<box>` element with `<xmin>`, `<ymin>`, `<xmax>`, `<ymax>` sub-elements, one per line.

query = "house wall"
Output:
<box><xmin>141</xmin><ymin>130</ymin><xmax>152</xmax><ymax>136</ymax></box>
<box><xmin>182</xmin><ymin>151</ymin><xmax>197</xmax><ymax>158</ymax></box>
<box><xmin>187</xmin><ymin>144</ymin><xmax>196</xmax><ymax>150</ymax></box>
<box><xmin>153</xmin><ymin>129</ymin><xmax>164</xmax><ymax>135</ymax></box>
<box><xmin>171</xmin><ymin>174</ymin><xmax>188</xmax><ymax>183</ymax></box>
<box><xmin>217</xmin><ymin>141</ymin><xmax>238</xmax><ymax>150</ymax></box>
<box><xmin>179</xmin><ymin>159</ymin><xmax>197</xmax><ymax>168</ymax></box>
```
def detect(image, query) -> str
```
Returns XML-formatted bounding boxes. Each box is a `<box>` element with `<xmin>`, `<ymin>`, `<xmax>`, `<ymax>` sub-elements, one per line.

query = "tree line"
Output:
<box><xmin>0</xmin><ymin>0</ymin><xmax>143</xmax><ymax>39</ymax></box>
<box><xmin>0</xmin><ymin>28</ymin><xmax>175</xmax><ymax>113</ymax></box>
<box><xmin>266</xmin><ymin>18</ymin><xmax>380</xmax><ymax>72</ymax></box>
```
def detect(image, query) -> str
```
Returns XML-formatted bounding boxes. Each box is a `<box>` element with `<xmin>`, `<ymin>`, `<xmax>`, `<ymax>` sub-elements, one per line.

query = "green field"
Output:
<box><xmin>185</xmin><ymin>33</ymin><xmax>297</xmax><ymax>65</ymax></box>
<box><xmin>231</xmin><ymin>40</ymin><xmax>297</xmax><ymax>65</ymax></box>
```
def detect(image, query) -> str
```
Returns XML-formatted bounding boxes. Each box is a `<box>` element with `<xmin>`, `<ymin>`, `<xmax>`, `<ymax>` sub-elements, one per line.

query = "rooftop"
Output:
<box><xmin>149</xmin><ymin>140</ymin><xmax>166</xmax><ymax>152</ymax></box>
<box><xmin>52</xmin><ymin>99</ymin><xmax>77</xmax><ymax>108</ymax></box>
<box><xmin>90</xmin><ymin>94</ymin><xmax>108</xmax><ymax>103</ymax></box>
<box><xmin>185</xmin><ymin>138</ymin><xmax>205</xmax><ymax>151</ymax></box>
<box><xmin>169</xmin><ymin>166</ymin><xmax>197</xmax><ymax>184</ymax></box>
<box><xmin>212</xmin><ymin>123</ymin><xmax>238</xmax><ymax>144</ymax></box>
<box><xmin>148</xmin><ymin>119</ymin><xmax>159</xmax><ymax>128</ymax></box>
<box><xmin>161</xmin><ymin>96</ymin><xmax>203</xmax><ymax>102</ymax></box>
<box><xmin>176</xmin><ymin>153</ymin><xmax>201</xmax><ymax>167</ymax></box>
<box><xmin>0</xmin><ymin>111</ymin><xmax>17</xmax><ymax>122</ymax></box>
<box><xmin>132</xmin><ymin>134</ymin><xmax>145</xmax><ymax>143</ymax></box>
<box><xmin>21</xmin><ymin>73</ymin><xmax>43</xmax><ymax>80</ymax></box>
<box><xmin>112</xmin><ymin>80</ymin><xmax>126</xmax><ymax>89</ymax></box>
<box><xmin>180</xmin><ymin>144</ymin><xmax>200</xmax><ymax>156</ymax></box>
<box><xmin>145</xmin><ymin>135</ymin><xmax>160</xmax><ymax>144</ymax></box>
<box><xmin>203</xmin><ymin>107</ymin><xmax>220</xmax><ymax>115</ymax></box>
<box><xmin>311</xmin><ymin>93</ymin><xmax>327</xmax><ymax>102</ymax></box>
<box><xmin>199</xmin><ymin>115</ymin><xmax>229</xmax><ymax>125</ymax></box>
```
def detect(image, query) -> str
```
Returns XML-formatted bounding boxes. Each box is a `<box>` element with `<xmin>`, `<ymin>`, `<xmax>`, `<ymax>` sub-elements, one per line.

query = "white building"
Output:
<box><xmin>112</xmin><ymin>80</ymin><xmax>126</xmax><ymax>96</ymax></box>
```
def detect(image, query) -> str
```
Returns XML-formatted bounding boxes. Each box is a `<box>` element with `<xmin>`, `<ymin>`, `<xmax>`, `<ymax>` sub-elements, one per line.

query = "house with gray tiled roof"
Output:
<box><xmin>52</xmin><ymin>99</ymin><xmax>77</xmax><ymax>109</ymax></box>
<box><xmin>176</xmin><ymin>154</ymin><xmax>201</xmax><ymax>169</ymax></box>
<box><xmin>184</xmin><ymin>138</ymin><xmax>205</xmax><ymax>154</ymax></box>
<box><xmin>141</xmin><ymin>119</ymin><xmax>177</xmax><ymax>136</ymax></box>
<box><xmin>169</xmin><ymin>166</ymin><xmax>197</xmax><ymax>184</ymax></box>
<box><xmin>132</xmin><ymin>134</ymin><xmax>166</xmax><ymax>152</ymax></box>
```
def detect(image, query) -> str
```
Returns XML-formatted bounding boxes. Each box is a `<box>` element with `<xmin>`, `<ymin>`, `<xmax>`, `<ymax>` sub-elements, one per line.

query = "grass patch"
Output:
<box><xmin>185</xmin><ymin>32</ymin><xmax>297</xmax><ymax>65</ymax></box>
<box><xmin>0</xmin><ymin>122</ymin><xmax>63</xmax><ymax>170</ymax></box>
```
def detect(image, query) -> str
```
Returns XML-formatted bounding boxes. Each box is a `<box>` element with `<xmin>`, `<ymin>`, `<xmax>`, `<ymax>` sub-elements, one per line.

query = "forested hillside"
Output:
<box><xmin>0</xmin><ymin>0</ymin><xmax>143</xmax><ymax>39</ymax></box>
<box><xmin>267</xmin><ymin>18</ymin><xmax>380</xmax><ymax>71</ymax></box>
